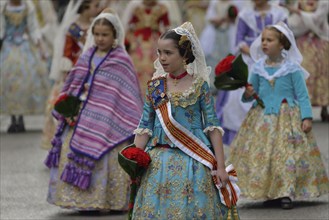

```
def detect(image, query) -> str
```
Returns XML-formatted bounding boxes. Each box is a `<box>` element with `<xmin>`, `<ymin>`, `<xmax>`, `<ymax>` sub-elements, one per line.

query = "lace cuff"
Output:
<box><xmin>203</xmin><ymin>126</ymin><xmax>225</xmax><ymax>136</ymax></box>
<box><xmin>133</xmin><ymin>128</ymin><xmax>153</xmax><ymax>136</ymax></box>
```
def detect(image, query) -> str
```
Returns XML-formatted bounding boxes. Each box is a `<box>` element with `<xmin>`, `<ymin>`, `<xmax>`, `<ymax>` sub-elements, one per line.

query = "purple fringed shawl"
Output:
<box><xmin>61</xmin><ymin>46</ymin><xmax>143</xmax><ymax>159</ymax></box>
<box><xmin>45</xmin><ymin>46</ymin><xmax>143</xmax><ymax>189</ymax></box>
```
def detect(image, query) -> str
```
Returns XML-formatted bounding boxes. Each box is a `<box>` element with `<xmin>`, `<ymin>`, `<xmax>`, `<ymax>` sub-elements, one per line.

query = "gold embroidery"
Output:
<box><xmin>169</xmin><ymin>77</ymin><xmax>204</xmax><ymax>108</ymax></box>
<box><xmin>4</xmin><ymin>5</ymin><xmax>28</xmax><ymax>27</ymax></box>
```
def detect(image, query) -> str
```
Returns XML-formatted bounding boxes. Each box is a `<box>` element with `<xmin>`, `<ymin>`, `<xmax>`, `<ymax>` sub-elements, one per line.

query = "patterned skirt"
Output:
<box><xmin>132</xmin><ymin>146</ymin><xmax>236</xmax><ymax>220</ymax></box>
<box><xmin>228</xmin><ymin>104</ymin><xmax>329</xmax><ymax>200</ymax></box>
<box><xmin>297</xmin><ymin>32</ymin><xmax>329</xmax><ymax>106</ymax></box>
<box><xmin>0</xmin><ymin>40</ymin><xmax>50</xmax><ymax>115</ymax></box>
<box><xmin>47</xmin><ymin>129</ymin><xmax>130</xmax><ymax>210</ymax></box>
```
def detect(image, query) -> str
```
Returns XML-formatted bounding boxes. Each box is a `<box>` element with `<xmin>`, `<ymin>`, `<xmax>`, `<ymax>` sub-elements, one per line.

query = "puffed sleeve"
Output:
<box><xmin>133</xmin><ymin>89</ymin><xmax>155</xmax><ymax>136</ymax></box>
<box><xmin>292</xmin><ymin>70</ymin><xmax>313</xmax><ymax>120</ymax></box>
<box><xmin>200</xmin><ymin>82</ymin><xmax>224</xmax><ymax>136</ymax></box>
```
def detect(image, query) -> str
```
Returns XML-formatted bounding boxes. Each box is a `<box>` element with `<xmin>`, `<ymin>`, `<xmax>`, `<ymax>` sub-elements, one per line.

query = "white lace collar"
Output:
<box><xmin>251</xmin><ymin>58</ymin><xmax>309</xmax><ymax>81</ymax></box>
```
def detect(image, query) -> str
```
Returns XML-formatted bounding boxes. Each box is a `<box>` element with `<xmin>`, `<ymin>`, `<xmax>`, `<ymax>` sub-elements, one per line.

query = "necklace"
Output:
<box><xmin>169</xmin><ymin>71</ymin><xmax>188</xmax><ymax>86</ymax></box>
<box><xmin>266</xmin><ymin>57</ymin><xmax>284</xmax><ymax>67</ymax></box>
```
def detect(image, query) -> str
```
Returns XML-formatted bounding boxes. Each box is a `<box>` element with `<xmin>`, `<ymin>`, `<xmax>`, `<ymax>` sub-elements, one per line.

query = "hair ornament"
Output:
<box><xmin>179</xmin><ymin>35</ymin><xmax>189</xmax><ymax>46</ymax></box>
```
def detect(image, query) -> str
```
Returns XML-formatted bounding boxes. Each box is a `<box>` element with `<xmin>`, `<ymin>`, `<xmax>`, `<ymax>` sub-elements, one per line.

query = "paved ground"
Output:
<box><xmin>0</xmin><ymin>111</ymin><xmax>328</xmax><ymax>220</ymax></box>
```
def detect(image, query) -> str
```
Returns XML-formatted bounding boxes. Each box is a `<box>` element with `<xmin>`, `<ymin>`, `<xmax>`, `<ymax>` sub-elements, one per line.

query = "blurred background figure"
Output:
<box><xmin>160</xmin><ymin>0</ymin><xmax>183</xmax><ymax>28</ymax></box>
<box><xmin>0</xmin><ymin>0</ymin><xmax>50</xmax><ymax>133</ymax></box>
<box><xmin>182</xmin><ymin>0</ymin><xmax>209</xmax><ymax>37</ymax></box>
<box><xmin>215</xmin><ymin>0</ymin><xmax>288</xmax><ymax>146</ymax></box>
<box><xmin>42</xmin><ymin>0</ymin><xmax>100</xmax><ymax>149</ymax></box>
<box><xmin>32</xmin><ymin>0</ymin><xmax>58</xmax><ymax>69</ymax></box>
<box><xmin>200</xmin><ymin>0</ymin><xmax>241</xmax><ymax>92</ymax></box>
<box><xmin>51</xmin><ymin>0</ymin><xmax>70</xmax><ymax>23</ymax></box>
<box><xmin>122</xmin><ymin>0</ymin><xmax>170</xmax><ymax>97</ymax></box>
<box><xmin>283</xmin><ymin>0</ymin><xmax>329</xmax><ymax>122</ymax></box>
<box><xmin>99</xmin><ymin>0</ymin><xmax>130</xmax><ymax>20</ymax></box>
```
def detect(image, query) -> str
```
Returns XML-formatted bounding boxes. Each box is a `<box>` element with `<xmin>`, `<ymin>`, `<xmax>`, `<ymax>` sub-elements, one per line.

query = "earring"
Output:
<box><xmin>112</xmin><ymin>39</ymin><xmax>118</xmax><ymax>48</ymax></box>
<box><xmin>183</xmin><ymin>60</ymin><xmax>187</xmax><ymax>69</ymax></box>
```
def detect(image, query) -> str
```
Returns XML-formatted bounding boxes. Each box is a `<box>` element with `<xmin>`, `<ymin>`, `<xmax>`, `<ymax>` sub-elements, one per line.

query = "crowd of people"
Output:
<box><xmin>0</xmin><ymin>0</ymin><xmax>328</xmax><ymax>219</ymax></box>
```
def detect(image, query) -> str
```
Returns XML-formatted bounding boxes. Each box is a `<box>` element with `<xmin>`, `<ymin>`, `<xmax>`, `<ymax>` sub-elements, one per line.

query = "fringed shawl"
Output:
<box><xmin>60</xmin><ymin>46</ymin><xmax>143</xmax><ymax>160</ymax></box>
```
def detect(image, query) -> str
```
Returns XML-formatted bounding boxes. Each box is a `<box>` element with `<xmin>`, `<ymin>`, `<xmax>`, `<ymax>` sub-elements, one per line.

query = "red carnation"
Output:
<box><xmin>54</xmin><ymin>94</ymin><xmax>69</xmax><ymax>106</ymax></box>
<box><xmin>214</xmin><ymin>54</ymin><xmax>265</xmax><ymax>108</ymax></box>
<box><xmin>121</xmin><ymin>147</ymin><xmax>151</xmax><ymax>168</ymax></box>
<box><xmin>215</xmin><ymin>55</ymin><xmax>235</xmax><ymax>76</ymax></box>
<box><xmin>118</xmin><ymin>145</ymin><xmax>151</xmax><ymax>220</ymax></box>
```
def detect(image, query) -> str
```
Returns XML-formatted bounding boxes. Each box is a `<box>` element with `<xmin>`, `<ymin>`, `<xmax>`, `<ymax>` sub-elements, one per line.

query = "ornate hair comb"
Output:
<box><xmin>179</xmin><ymin>35</ymin><xmax>189</xmax><ymax>46</ymax></box>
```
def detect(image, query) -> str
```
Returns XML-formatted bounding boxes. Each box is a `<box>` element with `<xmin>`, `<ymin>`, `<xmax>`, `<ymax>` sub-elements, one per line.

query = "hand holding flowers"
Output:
<box><xmin>118</xmin><ymin>145</ymin><xmax>151</xmax><ymax>220</ymax></box>
<box><xmin>54</xmin><ymin>94</ymin><xmax>81</xmax><ymax>126</ymax></box>
<box><xmin>214</xmin><ymin>54</ymin><xmax>265</xmax><ymax>108</ymax></box>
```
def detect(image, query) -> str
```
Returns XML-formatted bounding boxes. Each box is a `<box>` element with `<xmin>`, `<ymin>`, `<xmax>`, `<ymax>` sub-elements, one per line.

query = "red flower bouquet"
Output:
<box><xmin>54</xmin><ymin>94</ymin><xmax>81</xmax><ymax>126</ymax></box>
<box><xmin>228</xmin><ymin>5</ymin><xmax>238</xmax><ymax>22</ymax></box>
<box><xmin>118</xmin><ymin>144</ymin><xmax>151</xmax><ymax>220</ymax></box>
<box><xmin>214</xmin><ymin>54</ymin><xmax>265</xmax><ymax>108</ymax></box>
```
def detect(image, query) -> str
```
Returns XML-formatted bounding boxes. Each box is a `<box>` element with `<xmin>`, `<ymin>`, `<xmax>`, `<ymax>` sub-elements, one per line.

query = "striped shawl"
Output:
<box><xmin>60</xmin><ymin>46</ymin><xmax>143</xmax><ymax>160</ymax></box>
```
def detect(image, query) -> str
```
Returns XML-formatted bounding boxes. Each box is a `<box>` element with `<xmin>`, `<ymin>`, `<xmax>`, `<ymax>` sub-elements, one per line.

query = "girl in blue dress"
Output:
<box><xmin>228</xmin><ymin>22</ymin><xmax>329</xmax><ymax>209</ymax></box>
<box><xmin>132</xmin><ymin>22</ymin><xmax>240</xmax><ymax>220</ymax></box>
<box><xmin>0</xmin><ymin>0</ymin><xmax>50</xmax><ymax>133</ymax></box>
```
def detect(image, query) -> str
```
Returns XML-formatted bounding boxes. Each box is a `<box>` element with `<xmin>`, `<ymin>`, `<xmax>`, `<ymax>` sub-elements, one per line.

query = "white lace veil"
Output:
<box><xmin>250</xmin><ymin>22</ymin><xmax>309</xmax><ymax>78</ymax></box>
<box><xmin>83</xmin><ymin>9</ymin><xmax>125</xmax><ymax>53</ymax></box>
<box><xmin>152</xmin><ymin>22</ymin><xmax>211</xmax><ymax>85</ymax></box>
<box><xmin>250</xmin><ymin>22</ymin><xmax>303</xmax><ymax>63</ymax></box>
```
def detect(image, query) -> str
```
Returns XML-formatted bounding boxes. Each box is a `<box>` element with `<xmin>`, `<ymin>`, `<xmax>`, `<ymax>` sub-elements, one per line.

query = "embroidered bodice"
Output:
<box><xmin>135</xmin><ymin>77</ymin><xmax>222</xmax><ymax>150</ymax></box>
<box><xmin>3</xmin><ymin>3</ymin><xmax>28</xmax><ymax>45</ymax></box>
<box><xmin>243</xmin><ymin>61</ymin><xmax>312</xmax><ymax>119</ymax></box>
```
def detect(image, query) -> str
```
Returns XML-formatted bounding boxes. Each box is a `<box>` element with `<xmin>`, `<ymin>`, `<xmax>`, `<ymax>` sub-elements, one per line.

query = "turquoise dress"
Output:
<box><xmin>132</xmin><ymin>77</ymin><xmax>237</xmax><ymax>220</ymax></box>
<box><xmin>228</xmin><ymin>60</ymin><xmax>329</xmax><ymax>200</ymax></box>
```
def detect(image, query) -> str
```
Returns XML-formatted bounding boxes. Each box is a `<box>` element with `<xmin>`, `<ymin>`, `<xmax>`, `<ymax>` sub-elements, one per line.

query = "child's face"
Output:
<box><xmin>93</xmin><ymin>24</ymin><xmax>115</xmax><ymax>52</ymax></box>
<box><xmin>157</xmin><ymin>38</ymin><xmax>185</xmax><ymax>75</ymax></box>
<box><xmin>261</xmin><ymin>29</ymin><xmax>283</xmax><ymax>58</ymax></box>
<box><xmin>86</xmin><ymin>0</ymin><xmax>101</xmax><ymax>18</ymax></box>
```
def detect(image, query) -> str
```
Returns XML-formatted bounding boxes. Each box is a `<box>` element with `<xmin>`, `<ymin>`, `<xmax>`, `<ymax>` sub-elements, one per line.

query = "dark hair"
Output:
<box><xmin>160</xmin><ymin>30</ymin><xmax>195</xmax><ymax>64</ymax></box>
<box><xmin>77</xmin><ymin>0</ymin><xmax>91</xmax><ymax>14</ymax></box>
<box><xmin>92</xmin><ymin>18</ymin><xmax>117</xmax><ymax>38</ymax></box>
<box><xmin>266</xmin><ymin>26</ymin><xmax>291</xmax><ymax>50</ymax></box>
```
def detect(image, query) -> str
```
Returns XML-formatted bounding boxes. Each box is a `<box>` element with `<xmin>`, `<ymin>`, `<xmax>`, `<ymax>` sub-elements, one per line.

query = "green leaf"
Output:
<box><xmin>54</xmin><ymin>95</ymin><xmax>81</xmax><ymax>118</ymax></box>
<box><xmin>230</xmin><ymin>54</ymin><xmax>248</xmax><ymax>81</ymax></box>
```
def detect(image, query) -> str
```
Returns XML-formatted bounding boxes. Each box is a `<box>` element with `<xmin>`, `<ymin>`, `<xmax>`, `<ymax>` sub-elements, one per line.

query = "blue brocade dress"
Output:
<box><xmin>0</xmin><ymin>3</ymin><xmax>49</xmax><ymax>115</ymax></box>
<box><xmin>132</xmin><ymin>77</ymin><xmax>238</xmax><ymax>220</ymax></box>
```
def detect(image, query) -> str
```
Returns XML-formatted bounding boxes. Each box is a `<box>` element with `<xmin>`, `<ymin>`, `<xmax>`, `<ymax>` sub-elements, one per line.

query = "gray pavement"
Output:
<box><xmin>0</xmin><ymin>114</ymin><xmax>328</xmax><ymax>220</ymax></box>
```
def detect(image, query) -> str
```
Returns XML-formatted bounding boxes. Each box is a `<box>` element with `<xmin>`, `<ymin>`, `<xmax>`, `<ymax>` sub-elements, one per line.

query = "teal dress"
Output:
<box><xmin>228</xmin><ymin>60</ymin><xmax>329</xmax><ymax>200</ymax></box>
<box><xmin>132</xmin><ymin>77</ymin><xmax>238</xmax><ymax>220</ymax></box>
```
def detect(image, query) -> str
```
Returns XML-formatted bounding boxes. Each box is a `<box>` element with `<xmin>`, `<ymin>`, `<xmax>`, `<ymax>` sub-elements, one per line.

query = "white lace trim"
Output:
<box><xmin>203</xmin><ymin>126</ymin><xmax>225</xmax><ymax>137</ymax></box>
<box><xmin>252</xmin><ymin>58</ymin><xmax>309</xmax><ymax>80</ymax></box>
<box><xmin>167</xmin><ymin>76</ymin><xmax>201</xmax><ymax>98</ymax></box>
<box><xmin>133</xmin><ymin>128</ymin><xmax>153</xmax><ymax>136</ymax></box>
